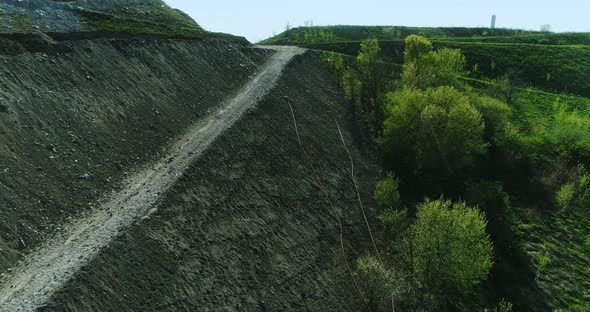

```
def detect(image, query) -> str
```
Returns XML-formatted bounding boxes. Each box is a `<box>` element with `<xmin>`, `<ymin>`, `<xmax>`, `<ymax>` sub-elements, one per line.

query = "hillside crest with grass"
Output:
<box><xmin>0</xmin><ymin>0</ymin><xmax>212</xmax><ymax>38</ymax></box>
<box><xmin>264</xmin><ymin>25</ymin><xmax>590</xmax><ymax>97</ymax></box>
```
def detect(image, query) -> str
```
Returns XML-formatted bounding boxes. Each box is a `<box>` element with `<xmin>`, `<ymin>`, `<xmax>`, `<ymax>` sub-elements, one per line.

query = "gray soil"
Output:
<box><xmin>0</xmin><ymin>45</ymin><xmax>305</xmax><ymax>311</ymax></box>
<box><xmin>0</xmin><ymin>37</ymin><xmax>270</xmax><ymax>277</ymax></box>
<box><xmin>44</xmin><ymin>52</ymin><xmax>381</xmax><ymax>311</ymax></box>
<box><xmin>0</xmin><ymin>31</ymin><xmax>381</xmax><ymax>310</ymax></box>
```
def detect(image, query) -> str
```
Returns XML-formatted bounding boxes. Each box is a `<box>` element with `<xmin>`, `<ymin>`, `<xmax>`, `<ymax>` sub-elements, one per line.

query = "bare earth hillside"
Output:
<box><xmin>43</xmin><ymin>51</ymin><xmax>380</xmax><ymax>312</ymax></box>
<box><xmin>0</xmin><ymin>30</ymin><xmax>379</xmax><ymax>310</ymax></box>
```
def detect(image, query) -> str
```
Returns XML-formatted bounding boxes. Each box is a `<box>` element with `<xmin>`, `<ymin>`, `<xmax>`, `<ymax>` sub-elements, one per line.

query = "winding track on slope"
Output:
<box><xmin>0</xmin><ymin>45</ymin><xmax>305</xmax><ymax>311</ymax></box>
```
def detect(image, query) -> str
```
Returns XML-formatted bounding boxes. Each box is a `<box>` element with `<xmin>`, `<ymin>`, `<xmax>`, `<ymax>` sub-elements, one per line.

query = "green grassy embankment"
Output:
<box><xmin>261</xmin><ymin>25</ymin><xmax>540</xmax><ymax>45</ymax></box>
<box><xmin>467</xmin><ymin>78</ymin><xmax>590</xmax><ymax>310</ymax></box>
<box><xmin>262</xmin><ymin>26</ymin><xmax>590</xmax><ymax>97</ymax></box>
<box><xmin>441</xmin><ymin>32</ymin><xmax>590</xmax><ymax>45</ymax></box>
<box><xmin>268</xmin><ymin>38</ymin><xmax>590</xmax><ymax>97</ymax></box>
<box><xmin>76</xmin><ymin>9</ymin><xmax>205</xmax><ymax>38</ymax></box>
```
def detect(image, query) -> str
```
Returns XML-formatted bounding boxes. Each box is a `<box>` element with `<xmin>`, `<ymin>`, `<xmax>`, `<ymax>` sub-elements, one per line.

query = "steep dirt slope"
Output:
<box><xmin>42</xmin><ymin>52</ymin><xmax>380</xmax><ymax>311</ymax></box>
<box><xmin>0</xmin><ymin>46</ymin><xmax>304</xmax><ymax>312</ymax></box>
<box><xmin>0</xmin><ymin>36</ymin><xmax>270</xmax><ymax>274</ymax></box>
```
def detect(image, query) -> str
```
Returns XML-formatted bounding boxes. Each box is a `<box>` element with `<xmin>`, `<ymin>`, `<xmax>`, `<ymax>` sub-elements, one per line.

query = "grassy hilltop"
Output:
<box><xmin>0</xmin><ymin>0</ymin><xmax>207</xmax><ymax>38</ymax></box>
<box><xmin>263</xmin><ymin>26</ymin><xmax>590</xmax><ymax>97</ymax></box>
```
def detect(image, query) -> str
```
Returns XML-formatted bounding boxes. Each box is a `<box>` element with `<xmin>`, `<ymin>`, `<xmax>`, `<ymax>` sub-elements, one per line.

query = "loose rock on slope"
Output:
<box><xmin>0</xmin><ymin>46</ymin><xmax>305</xmax><ymax>312</ymax></box>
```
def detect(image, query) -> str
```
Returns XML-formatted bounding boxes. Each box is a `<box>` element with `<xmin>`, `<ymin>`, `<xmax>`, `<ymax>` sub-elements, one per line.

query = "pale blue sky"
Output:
<box><xmin>164</xmin><ymin>0</ymin><xmax>589</xmax><ymax>42</ymax></box>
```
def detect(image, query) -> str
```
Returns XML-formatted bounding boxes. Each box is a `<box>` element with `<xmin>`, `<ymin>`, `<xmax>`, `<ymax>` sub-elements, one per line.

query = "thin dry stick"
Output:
<box><xmin>334</xmin><ymin>119</ymin><xmax>383</xmax><ymax>265</ymax></box>
<box><xmin>286</xmin><ymin>101</ymin><xmax>369</xmax><ymax>309</ymax></box>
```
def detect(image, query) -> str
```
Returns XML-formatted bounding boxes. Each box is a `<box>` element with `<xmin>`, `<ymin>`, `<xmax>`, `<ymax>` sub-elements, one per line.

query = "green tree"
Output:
<box><xmin>374</xmin><ymin>173</ymin><xmax>401</xmax><ymax>211</ymax></box>
<box><xmin>381</xmin><ymin>88</ymin><xmax>427</xmax><ymax>171</ymax></box>
<box><xmin>321</xmin><ymin>51</ymin><xmax>344</xmax><ymax>74</ymax></box>
<box><xmin>429</xmin><ymin>48</ymin><xmax>467</xmax><ymax>87</ymax></box>
<box><xmin>382</xmin><ymin>86</ymin><xmax>487</xmax><ymax>176</ymax></box>
<box><xmin>342</xmin><ymin>69</ymin><xmax>362</xmax><ymax>110</ymax></box>
<box><xmin>546</xmin><ymin>102</ymin><xmax>590</xmax><ymax>158</ymax></box>
<box><xmin>412</xmin><ymin>198</ymin><xmax>494</xmax><ymax>294</ymax></box>
<box><xmin>404</xmin><ymin>34</ymin><xmax>433</xmax><ymax>63</ymax></box>
<box><xmin>357</xmin><ymin>37</ymin><xmax>382</xmax><ymax>112</ymax></box>
<box><xmin>321</xmin><ymin>51</ymin><xmax>345</xmax><ymax>86</ymax></box>
<box><xmin>375</xmin><ymin>173</ymin><xmax>407</xmax><ymax>238</ymax></box>
<box><xmin>401</xmin><ymin>36</ymin><xmax>466</xmax><ymax>89</ymax></box>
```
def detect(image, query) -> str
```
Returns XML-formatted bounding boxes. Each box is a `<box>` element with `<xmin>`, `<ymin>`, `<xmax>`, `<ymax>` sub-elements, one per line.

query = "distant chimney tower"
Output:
<box><xmin>491</xmin><ymin>15</ymin><xmax>497</xmax><ymax>29</ymax></box>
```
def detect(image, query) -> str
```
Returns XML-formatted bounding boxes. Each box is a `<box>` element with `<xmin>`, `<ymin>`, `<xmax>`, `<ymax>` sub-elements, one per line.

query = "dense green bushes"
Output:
<box><xmin>401</xmin><ymin>36</ymin><xmax>466</xmax><ymax>89</ymax></box>
<box><xmin>324</xmin><ymin>31</ymin><xmax>590</xmax><ymax>311</ymax></box>
<box><xmin>412</xmin><ymin>199</ymin><xmax>493</xmax><ymax>295</ymax></box>
<box><xmin>374</xmin><ymin>173</ymin><xmax>402</xmax><ymax>211</ymax></box>
<box><xmin>382</xmin><ymin>86</ymin><xmax>487</xmax><ymax>176</ymax></box>
<box><xmin>77</xmin><ymin>10</ymin><xmax>205</xmax><ymax>37</ymax></box>
<box><xmin>348</xmin><ymin>36</ymin><xmax>499</xmax><ymax>311</ymax></box>
<box><xmin>321</xmin><ymin>38</ymin><xmax>393</xmax><ymax>132</ymax></box>
<box><xmin>480</xmin><ymin>87</ymin><xmax>590</xmax><ymax>164</ymax></box>
<box><xmin>470</xmin><ymin>95</ymin><xmax>513</xmax><ymax>144</ymax></box>
<box><xmin>318</xmin><ymin>32</ymin><xmax>590</xmax><ymax>310</ymax></box>
<box><xmin>356</xmin><ymin>198</ymin><xmax>494</xmax><ymax>311</ymax></box>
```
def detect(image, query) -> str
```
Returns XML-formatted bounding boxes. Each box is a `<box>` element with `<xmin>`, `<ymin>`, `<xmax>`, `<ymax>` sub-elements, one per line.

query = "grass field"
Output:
<box><xmin>76</xmin><ymin>9</ymin><xmax>206</xmax><ymax>38</ymax></box>
<box><xmin>464</xmin><ymin>78</ymin><xmax>590</xmax><ymax>310</ymax></box>
<box><xmin>441</xmin><ymin>32</ymin><xmax>590</xmax><ymax>46</ymax></box>
<box><xmin>264</xmin><ymin>27</ymin><xmax>590</xmax><ymax>97</ymax></box>
<box><xmin>436</xmin><ymin>41</ymin><xmax>590</xmax><ymax>97</ymax></box>
<box><xmin>92</xmin><ymin>3</ymin><xmax>204</xmax><ymax>32</ymax></box>
<box><xmin>261</xmin><ymin>25</ymin><xmax>540</xmax><ymax>45</ymax></box>
<box><xmin>514</xmin><ymin>205</ymin><xmax>590</xmax><ymax>310</ymax></box>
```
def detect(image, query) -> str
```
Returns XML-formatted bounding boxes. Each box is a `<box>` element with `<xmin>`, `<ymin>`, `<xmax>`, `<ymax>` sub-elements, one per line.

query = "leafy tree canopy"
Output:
<box><xmin>412</xmin><ymin>198</ymin><xmax>494</xmax><ymax>294</ymax></box>
<box><xmin>404</xmin><ymin>34</ymin><xmax>433</xmax><ymax>63</ymax></box>
<box><xmin>402</xmin><ymin>35</ymin><xmax>467</xmax><ymax>89</ymax></box>
<box><xmin>382</xmin><ymin>86</ymin><xmax>488</xmax><ymax>176</ymax></box>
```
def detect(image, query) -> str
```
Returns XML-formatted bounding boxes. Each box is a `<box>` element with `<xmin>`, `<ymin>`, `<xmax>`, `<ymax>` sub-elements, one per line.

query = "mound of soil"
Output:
<box><xmin>0</xmin><ymin>37</ymin><xmax>270</xmax><ymax>273</ymax></box>
<box><xmin>43</xmin><ymin>53</ymin><xmax>380</xmax><ymax>311</ymax></box>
